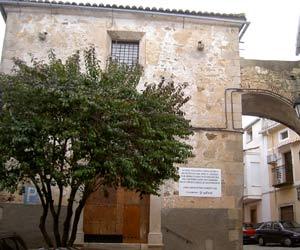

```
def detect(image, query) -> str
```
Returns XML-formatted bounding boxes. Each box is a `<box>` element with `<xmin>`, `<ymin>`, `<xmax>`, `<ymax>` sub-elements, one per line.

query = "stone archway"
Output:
<box><xmin>240</xmin><ymin>59</ymin><xmax>300</xmax><ymax>134</ymax></box>
<box><xmin>241</xmin><ymin>92</ymin><xmax>300</xmax><ymax>135</ymax></box>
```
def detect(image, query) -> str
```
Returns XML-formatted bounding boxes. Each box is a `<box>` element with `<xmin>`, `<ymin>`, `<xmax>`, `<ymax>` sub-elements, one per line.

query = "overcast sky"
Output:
<box><xmin>0</xmin><ymin>0</ymin><xmax>299</xmax><ymax>61</ymax></box>
<box><xmin>0</xmin><ymin>0</ymin><xmax>299</xmax><ymax>126</ymax></box>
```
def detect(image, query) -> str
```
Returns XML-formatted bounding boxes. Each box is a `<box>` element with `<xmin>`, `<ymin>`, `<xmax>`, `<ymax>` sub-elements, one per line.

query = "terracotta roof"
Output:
<box><xmin>0</xmin><ymin>0</ymin><xmax>247</xmax><ymax>21</ymax></box>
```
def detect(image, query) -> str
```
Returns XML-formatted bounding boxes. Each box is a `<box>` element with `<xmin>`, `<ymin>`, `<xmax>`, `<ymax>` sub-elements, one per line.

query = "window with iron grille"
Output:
<box><xmin>111</xmin><ymin>41</ymin><xmax>139</xmax><ymax>66</ymax></box>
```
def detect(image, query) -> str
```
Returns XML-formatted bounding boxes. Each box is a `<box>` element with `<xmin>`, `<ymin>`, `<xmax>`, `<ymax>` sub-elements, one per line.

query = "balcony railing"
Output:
<box><xmin>267</xmin><ymin>154</ymin><xmax>278</xmax><ymax>165</ymax></box>
<box><xmin>272</xmin><ymin>165</ymin><xmax>293</xmax><ymax>187</ymax></box>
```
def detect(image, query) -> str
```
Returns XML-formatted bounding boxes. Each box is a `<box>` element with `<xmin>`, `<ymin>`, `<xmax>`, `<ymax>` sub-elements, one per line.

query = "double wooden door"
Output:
<box><xmin>83</xmin><ymin>187</ymin><xmax>149</xmax><ymax>243</ymax></box>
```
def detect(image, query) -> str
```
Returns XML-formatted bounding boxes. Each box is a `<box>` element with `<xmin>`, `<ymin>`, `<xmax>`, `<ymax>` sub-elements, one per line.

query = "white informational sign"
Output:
<box><xmin>179</xmin><ymin>167</ymin><xmax>221</xmax><ymax>197</ymax></box>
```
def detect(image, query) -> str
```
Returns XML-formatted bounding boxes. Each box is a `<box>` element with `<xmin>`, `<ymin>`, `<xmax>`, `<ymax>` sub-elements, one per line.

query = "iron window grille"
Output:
<box><xmin>111</xmin><ymin>41</ymin><xmax>139</xmax><ymax>66</ymax></box>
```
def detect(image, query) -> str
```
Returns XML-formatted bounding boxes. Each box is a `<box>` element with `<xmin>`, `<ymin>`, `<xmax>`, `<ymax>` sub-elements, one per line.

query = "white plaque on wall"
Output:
<box><xmin>179</xmin><ymin>167</ymin><xmax>221</xmax><ymax>197</ymax></box>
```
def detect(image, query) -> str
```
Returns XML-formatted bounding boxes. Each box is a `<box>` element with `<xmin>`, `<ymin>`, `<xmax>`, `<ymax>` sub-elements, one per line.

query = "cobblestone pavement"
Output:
<box><xmin>244</xmin><ymin>244</ymin><xmax>300</xmax><ymax>249</ymax></box>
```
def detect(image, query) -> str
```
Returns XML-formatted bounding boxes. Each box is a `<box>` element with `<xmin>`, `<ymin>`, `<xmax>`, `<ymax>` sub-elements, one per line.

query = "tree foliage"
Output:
<box><xmin>0</xmin><ymin>47</ymin><xmax>193</xmax><ymax>247</ymax></box>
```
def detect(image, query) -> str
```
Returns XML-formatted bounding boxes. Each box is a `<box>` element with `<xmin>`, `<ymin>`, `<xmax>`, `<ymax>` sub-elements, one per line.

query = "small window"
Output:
<box><xmin>111</xmin><ymin>41</ymin><xmax>139</xmax><ymax>66</ymax></box>
<box><xmin>279</xmin><ymin>129</ymin><xmax>289</xmax><ymax>141</ymax></box>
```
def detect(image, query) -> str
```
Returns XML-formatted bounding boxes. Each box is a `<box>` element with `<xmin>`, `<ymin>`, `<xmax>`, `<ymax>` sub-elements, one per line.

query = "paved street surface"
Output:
<box><xmin>244</xmin><ymin>244</ymin><xmax>300</xmax><ymax>250</ymax></box>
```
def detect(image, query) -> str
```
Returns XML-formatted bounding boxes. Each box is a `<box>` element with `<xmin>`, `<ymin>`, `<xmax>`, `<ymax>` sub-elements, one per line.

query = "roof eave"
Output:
<box><xmin>0</xmin><ymin>0</ymin><xmax>248</xmax><ymax>32</ymax></box>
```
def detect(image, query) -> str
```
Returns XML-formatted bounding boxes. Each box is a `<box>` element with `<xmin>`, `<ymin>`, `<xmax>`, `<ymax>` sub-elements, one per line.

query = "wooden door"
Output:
<box><xmin>123</xmin><ymin>205</ymin><xmax>140</xmax><ymax>242</ymax></box>
<box><xmin>83</xmin><ymin>187</ymin><xmax>149</xmax><ymax>243</ymax></box>
<box><xmin>280</xmin><ymin>205</ymin><xmax>294</xmax><ymax>221</ymax></box>
<box><xmin>83</xmin><ymin>188</ymin><xmax>121</xmax><ymax>236</ymax></box>
<box><xmin>250</xmin><ymin>208</ymin><xmax>257</xmax><ymax>224</ymax></box>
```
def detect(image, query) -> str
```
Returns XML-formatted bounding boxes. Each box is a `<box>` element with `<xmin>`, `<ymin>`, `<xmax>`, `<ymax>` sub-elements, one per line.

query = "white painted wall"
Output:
<box><xmin>243</xmin><ymin>118</ymin><xmax>272</xmax><ymax>222</ymax></box>
<box><xmin>260</xmin><ymin>130</ymin><xmax>272</xmax><ymax>222</ymax></box>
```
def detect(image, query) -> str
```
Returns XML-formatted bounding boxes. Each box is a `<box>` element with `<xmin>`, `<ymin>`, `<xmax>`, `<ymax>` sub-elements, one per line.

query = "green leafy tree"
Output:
<box><xmin>0</xmin><ymin>47</ymin><xmax>193</xmax><ymax>248</ymax></box>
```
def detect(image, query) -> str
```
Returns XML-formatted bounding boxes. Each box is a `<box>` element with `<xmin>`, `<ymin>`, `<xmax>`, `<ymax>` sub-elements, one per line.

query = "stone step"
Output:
<box><xmin>83</xmin><ymin>243</ymin><xmax>143</xmax><ymax>250</ymax></box>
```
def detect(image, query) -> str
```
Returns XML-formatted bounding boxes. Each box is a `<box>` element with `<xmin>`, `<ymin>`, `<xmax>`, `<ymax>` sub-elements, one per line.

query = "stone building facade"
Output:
<box><xmin>0</xmin><ymin>1</ymin><xmax>249</xmax><ymax>250</ymax></box>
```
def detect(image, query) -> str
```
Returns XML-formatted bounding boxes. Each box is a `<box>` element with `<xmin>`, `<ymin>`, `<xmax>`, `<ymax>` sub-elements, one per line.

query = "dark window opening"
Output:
<box><xmin>111</xmin><ymin>41</ymin><xmax>139</xmax><ymax>66</ymax></box>
<box><xmin>284</xmin><ymin>151</ymin><xmax>293</xmax><ymax>184</ymax></box>
<box><xmin>280</xmin><ymin>130</ymin><xmax>288</xmax><ymax>140</ymax></box>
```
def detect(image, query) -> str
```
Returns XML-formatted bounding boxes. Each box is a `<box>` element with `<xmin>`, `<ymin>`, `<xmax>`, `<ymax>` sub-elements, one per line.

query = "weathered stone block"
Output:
<box><xmin>162</xmin><ymin>208</ymin><xmax>242</xmax><ymax>250</ymax></box>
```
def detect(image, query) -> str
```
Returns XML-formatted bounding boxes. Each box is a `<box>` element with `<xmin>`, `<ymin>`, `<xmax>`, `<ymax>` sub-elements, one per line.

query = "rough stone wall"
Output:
<box><xmin>1</xmin><ymin>6</ymin><xmax>243</xmax><ymax>250</ymax></box>
<box><xmin>162</xmin><ymin>131</ymin><xmax>243</xmax><ymax>250</ymax></box>
<box><xmin>162</xmin><ymin>208</ymin><xmax>241</xmax><ymax>250</ymax></box>
<box><xmin>1</xmin><ymin>7</ymin><xmax>242</xmax><ymax>129</ymax></box>
<box><xmin>163</xmin><ymin>131</ymin><xmax>243</xmax><ymax>210</ymax></box>
<box><xmin>240</xmin><ymin>59</ymin><xmax>300</xmax><ymax>102</ymax></box>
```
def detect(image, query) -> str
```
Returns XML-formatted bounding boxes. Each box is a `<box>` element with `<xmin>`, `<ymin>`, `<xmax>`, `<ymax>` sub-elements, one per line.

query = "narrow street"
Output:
<box><xmin>244</xmin><ymin>244</ymin><xmax>300</xmax><ymax>250</ymax></box>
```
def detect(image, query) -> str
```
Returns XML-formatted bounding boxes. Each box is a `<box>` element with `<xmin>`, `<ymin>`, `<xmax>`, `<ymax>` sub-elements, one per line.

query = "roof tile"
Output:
<box><xmin>1</xmin><ymin>0</ymin><xmax>247</xmax><ymax>20</ymax></box>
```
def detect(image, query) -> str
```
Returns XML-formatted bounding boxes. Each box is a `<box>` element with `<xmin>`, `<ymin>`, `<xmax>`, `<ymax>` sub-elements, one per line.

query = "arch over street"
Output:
<box><xmin>240</xmin><ymin>59</ymin><xmax>300</xmax><ymax>134</ymax></box>
<box><xmin>242</xmin><ymin>92</ymin><xmax>300</xmax><ymax>135</ymax></box>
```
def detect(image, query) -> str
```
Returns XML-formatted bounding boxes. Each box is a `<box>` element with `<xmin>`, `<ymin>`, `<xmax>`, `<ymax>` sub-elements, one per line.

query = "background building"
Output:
<box><xmin>243</xmin><ymin>118</ymin><xmax>271</xmax><ymax>224</ymax></box>
<box><xmin>262</xmin><ymin>119</ymin><xmax>300</xmax><ymax>222</ymax></box>
<box><xmin>243</xmin><ymin>118</ymin><xmax>300</xmax><ymax>225</ymax></box>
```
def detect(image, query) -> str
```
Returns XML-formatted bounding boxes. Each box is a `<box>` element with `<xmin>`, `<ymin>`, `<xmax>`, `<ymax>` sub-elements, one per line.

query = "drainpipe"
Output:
<box><xmin>239</xmin><ymin>22</ymin><xmax>250</xmax><ymax>41</ymax></box>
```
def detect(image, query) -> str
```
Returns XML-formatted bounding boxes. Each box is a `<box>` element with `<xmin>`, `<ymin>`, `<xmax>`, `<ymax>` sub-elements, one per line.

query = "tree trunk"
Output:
<box><xmin>68</xmin><ymin>180</ymin><xmax>102</xmax><ymax>246</ymax></box>
<box><xmin>61</xmin><ymin>187</ymin><xmax>77</xmax><ymax>247</ymax></box>
<box><xmin>68</xmin><ymin>190</ymin><xmax>90</xmax><ymax>246</ymax></box>
<box><xmin>46</xmin><ymin>181</ymin><xmax>62</xmax><ymax>247</ymax></box>
<box><xmin>39</xmin><ymin>202</ymin><xmax>54</xmax><ymax>247</ymax></box>
<box><xmin>32</xmin><ymin>177</ymin><xmax>54</xmax><ymax>247</ymax></box>
<box><xmin>51</xmin><ymin>209</ymin><xmax>62</xmax><ymax>247</ymax></box>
